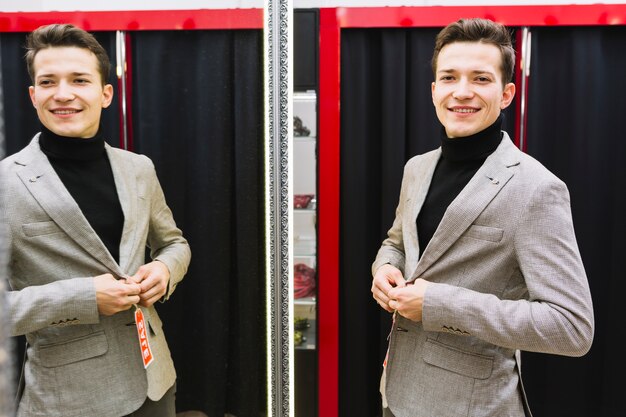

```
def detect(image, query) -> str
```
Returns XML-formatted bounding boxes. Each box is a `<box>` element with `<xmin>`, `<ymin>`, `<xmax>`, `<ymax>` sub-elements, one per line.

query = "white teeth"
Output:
<box><xmin>452</xmin><ymin>108</ymin><xmax>477</xmax><ymax>113</ymax></box>
<box><xmin>53</xmin><ymin>110</ymin><xmax>78</xmax><ymax>115</ymax></box>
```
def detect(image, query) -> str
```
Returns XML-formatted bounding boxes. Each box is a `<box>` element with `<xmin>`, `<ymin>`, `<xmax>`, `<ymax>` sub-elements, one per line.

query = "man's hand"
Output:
<box><xmin>129</xmin><ymin>261</ymin><xmax>171</xmax><ymax>307</ymax></box>
<box><xmin>371</xmin><ymin>264</ymin><xmax>406</xmax><ymax>313</ymax></box>
<box><xmin>94</xmin><ymin>273</ymin><xmax>142</xmax><ymax>316</ymax></box>
<box><xmin>387</xmin><ymin>278</ymin><xmax>429</xmax><ymax>322</ymax></box>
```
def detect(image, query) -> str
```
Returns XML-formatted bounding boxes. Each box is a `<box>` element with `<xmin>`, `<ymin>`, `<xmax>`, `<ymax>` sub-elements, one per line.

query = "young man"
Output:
<box><xmin>371</xmin><ymin>18</ymin><xmax>593</xmax><ymax>417</ymax></box>
<box><xmin>0</xmin><ymin>24</ymin><xmax>191</xmax><ymax>416</ymax></box>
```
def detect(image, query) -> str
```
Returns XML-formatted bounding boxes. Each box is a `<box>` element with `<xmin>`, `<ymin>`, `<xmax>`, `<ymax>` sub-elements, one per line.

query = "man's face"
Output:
<box><xmin>29</xmin><ymin>46</ymin><xmax>113</xmax><ymax>138</ymax></box>
<box><xmin>431</xmin><ymin>41</ymin><xmax>515</xmax><ymax>138</ymax></box>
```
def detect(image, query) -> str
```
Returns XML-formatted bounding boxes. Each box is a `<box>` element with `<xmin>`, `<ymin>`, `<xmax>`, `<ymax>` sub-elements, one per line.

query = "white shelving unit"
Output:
<box><xmin>293</xmin><ymin>90</ymin><xmax>317</xmax><ymax>353</ymax></box>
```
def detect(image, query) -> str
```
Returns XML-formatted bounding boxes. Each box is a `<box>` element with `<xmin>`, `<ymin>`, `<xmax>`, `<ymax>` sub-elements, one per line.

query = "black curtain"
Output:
<box><xmin>522</xmin><ymin>26</ymin><xmax>626</xmax><ymax>417</ymax></box>
<box><xmin>338</xmin><ymin>28</ymin><xmax>517</xmax><ymax>417</ymax></box>
<box><xmin>0</xmin><ymin>32</ymin><xmax>120</xmax><ymax>154</ymax></box>
<box><xmin>130</xmin><ymin>30</ymin><xmax>266</xmax><ymax>417</ymax></box>
<box><xmin>1</xmin><ymin>29</ymin><xmax>266</xmax><ymax>417</ymax></box>
<box><xmin>294</xmin><ymin>9</ymin><xmax>319</xmax><ymax>91</ymax></box>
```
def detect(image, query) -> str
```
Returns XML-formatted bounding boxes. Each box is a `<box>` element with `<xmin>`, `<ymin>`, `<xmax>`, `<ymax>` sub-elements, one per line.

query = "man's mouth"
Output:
<box><xmin>51</xmin><ymin>109</ymin><xmax>81</xmax><ymax>115</ymax></box>
<box><xmin>450</xmin><ymin>108</ymin><xmax>478</xmax><ymax>113</ymax></box>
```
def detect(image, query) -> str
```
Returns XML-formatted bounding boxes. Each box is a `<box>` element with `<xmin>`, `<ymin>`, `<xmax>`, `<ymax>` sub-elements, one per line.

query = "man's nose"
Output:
<box><xmin>452</xmin><ymin>79</ymin><xmax>473</xmax><ymax>100</ymax></box>
<box><xmin>53</xmin><ymin>81</ymin><xmax>75</xmax><ymax>101</ymax></box>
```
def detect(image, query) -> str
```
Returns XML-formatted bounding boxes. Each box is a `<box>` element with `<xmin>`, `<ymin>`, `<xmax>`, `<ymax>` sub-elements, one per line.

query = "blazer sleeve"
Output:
<box><xmin>5</xmin><ymin>276</ymin><xmax>100</xmax><ymax>337</ymax></box>
<box><xmin>143</xmin><ymin>158</ymin><xmax>191</xmax><ymax>301</ymax></box>
<box><xmin>422</xmin><ymin>177</ymin><xmax>594</xmax><ymax>357</ymax></box>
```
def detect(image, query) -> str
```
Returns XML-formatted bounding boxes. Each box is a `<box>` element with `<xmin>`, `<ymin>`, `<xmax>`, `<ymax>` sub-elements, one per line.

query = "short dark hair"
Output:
<box><xmin>432</xmin><ymin>18</ymin><xmax>515</xmax><ymax>86</ymax></box>
<box><xmin>25</xmin><ymin>23</ymin><xmax>111</xmax><ymax>86</ymax></box>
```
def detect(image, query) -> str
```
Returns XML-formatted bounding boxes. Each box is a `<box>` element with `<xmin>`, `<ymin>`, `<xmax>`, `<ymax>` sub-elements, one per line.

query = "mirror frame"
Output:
<box><xmin>0</xmin><ymin>6</ymin><xmax>294</xmax><ymax>417</ymax></box>
<box><xmin>265</xmin><ymin>0</ymin><xmax>293</xmax><ymax>416</ymax></box>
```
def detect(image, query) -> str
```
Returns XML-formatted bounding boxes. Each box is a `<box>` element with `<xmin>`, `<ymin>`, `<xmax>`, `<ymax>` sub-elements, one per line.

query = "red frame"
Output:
<box><xmin>0</xmin><ymin>9</ymin><xmax>263</xmax><ymax>32</ymax></box>
<box><xmin>317</xmin><ymin>5</ymin><xmax>626</xmax><ymax>417</ymax></box>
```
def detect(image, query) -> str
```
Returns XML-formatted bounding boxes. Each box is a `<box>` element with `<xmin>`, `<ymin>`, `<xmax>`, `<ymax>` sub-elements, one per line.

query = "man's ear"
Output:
<box><xmin>28</xmin><ymin>86</ymin><xmax>37</xmax><ymax>108</ymax></box>
<box><xmin>431</xmin><ymin>81</ymin><xmax>436</xmax><ymax>104</ymax></box>
<box><xmin>500</xmin><ymin>82</ymin><xmax>516</xmax><ymax>110</ymax></box>
<box><xmin>102</xmin><ymin>84</ymin><xmax>114</xmax><ymax>109</ymax></box>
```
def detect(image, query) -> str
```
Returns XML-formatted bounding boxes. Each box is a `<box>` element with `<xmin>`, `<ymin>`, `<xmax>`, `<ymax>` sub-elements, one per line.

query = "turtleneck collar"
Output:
<box><xmin>39</xmin><ymin>124</ymin><xmax>106</xmax><ymax>161</ymax></box>
<box><xmin>440</xmin><ymin>114</ymin><xmax>503</xmax><ymax>162</ymax></box>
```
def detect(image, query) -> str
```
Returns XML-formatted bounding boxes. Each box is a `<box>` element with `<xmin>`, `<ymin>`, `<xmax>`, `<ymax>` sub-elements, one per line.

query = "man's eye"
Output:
<box><xmin>476</xmin><ymin>76</ymin><xmax>491</xmax><ymax>82</ymax></box>
<box><xmin>38</xmin><ymin>80</ymin><xmax>53</xmax><ymax>86</ymax></box>
<box><xmin>440</xmin><ymin>76</ymin><xmax>455</xmax><ymax>81</ymax></box>
<box><xmin>74</xmin><ymin>79</ymin><xmax>89</xmax><ymax>84</ymax></box>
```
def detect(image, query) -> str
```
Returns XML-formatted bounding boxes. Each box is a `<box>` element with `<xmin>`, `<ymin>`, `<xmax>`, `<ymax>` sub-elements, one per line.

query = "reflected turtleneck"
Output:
<box><xmin>39</xmin><ymin>124</ymin><xmax>124</xmax><ymax>263</ymax></box>
<box><xmin>416</xmin><ymin>115</ymin><xmax>503</xmax><ymax>257</ymax></box>
<box><xmin>39</xmin><ymin>125</ymin><xmax>106</xmax><ymax>161</ymax></box>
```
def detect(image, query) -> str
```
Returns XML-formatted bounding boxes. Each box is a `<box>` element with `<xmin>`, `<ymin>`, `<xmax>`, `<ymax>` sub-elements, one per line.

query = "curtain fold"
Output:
<box><xmin>339</xmin><ymin>28</ymin><xmax>440</xmax><ymax>417</ymax></box>
<box><xmin>130</xmin><ymin>30</ymin><xmax>265</xmax><ymax>417</ymax></box>
<box><xmin>523</xmin><ymin>25</ymin><xmax>626</xmax><ymax>417</ymax></box>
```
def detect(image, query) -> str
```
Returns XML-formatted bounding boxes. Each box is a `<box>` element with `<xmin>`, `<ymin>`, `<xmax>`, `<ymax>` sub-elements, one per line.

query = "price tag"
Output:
<box><xmin>134</xmin><ymin>306</ymin><xmax>154</xmax><ymax>369</ymax></box>
<box><xmin>383</xmin><ymin>311</ymin><xmax>396</xmax><ymax>368</ymax></box>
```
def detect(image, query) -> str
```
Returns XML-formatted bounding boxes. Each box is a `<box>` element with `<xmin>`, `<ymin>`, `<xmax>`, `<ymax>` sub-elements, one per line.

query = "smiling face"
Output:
<box><xmin>29</xmin><ymin>46</ymin><xmax>113</xmax><ymax>138</ymax></box>
<box><xmin>431</xmin><ymin>41</ymin><xmax>515</xmax><ymax>138</ymax></box>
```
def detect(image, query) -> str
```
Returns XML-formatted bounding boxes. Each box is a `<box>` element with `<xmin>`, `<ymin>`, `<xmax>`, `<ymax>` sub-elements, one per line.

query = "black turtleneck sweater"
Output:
<box><xmin>416</xmin><ymin>115</ymin><xmax>503</xmax><ymax>256</ymax></box>
<box><xmin>39</xmin><ymin>125</ymin><xmax>124</xmax><ymax>263</ymax></box>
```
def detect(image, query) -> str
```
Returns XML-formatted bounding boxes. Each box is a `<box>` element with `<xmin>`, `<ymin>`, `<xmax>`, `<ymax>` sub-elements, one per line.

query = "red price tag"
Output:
<box><xmin>134</xmin><ymin>307</ymin><xmax>154</xmax><ymax>369</ymax></box>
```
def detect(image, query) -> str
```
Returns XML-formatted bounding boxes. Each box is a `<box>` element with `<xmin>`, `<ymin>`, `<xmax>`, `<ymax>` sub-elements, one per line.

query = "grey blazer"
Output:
<box><xmin>1</xmin><ymin>135</ymin><xmax>191</xmax><ymax>417</ymax></box>
<box><xmin>373</xmin><ymin>133</ymin><xmax>594</xmax><ymax>417</ymax></box>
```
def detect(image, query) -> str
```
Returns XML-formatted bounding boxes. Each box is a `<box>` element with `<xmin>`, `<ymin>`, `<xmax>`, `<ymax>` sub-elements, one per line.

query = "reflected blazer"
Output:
<box><xmin>373</xmin><ymin>133</ymin><xmax>594</xmax><ymax>417</ymax></box>
<box><xmin>1</xmin><ymin>135</ymin><xmax>191</xmax><ymax>417</ymax></box>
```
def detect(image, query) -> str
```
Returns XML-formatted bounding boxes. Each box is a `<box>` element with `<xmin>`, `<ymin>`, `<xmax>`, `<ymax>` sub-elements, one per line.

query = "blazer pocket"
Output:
<box><xmin>423</xmin><ymin>338</ymin><xmax>493</xmax><ymax>380</ymax></box>
<box><xmin>22</xmin><ymin>220</ymin><xmax>63</xmax><ymax>237</ymax></box>
<box><xmin>462</xmin><ymin>224</ymin><xmax>504</xmax><ymax>243</ymax></box>
<box><xmin>39</xmin><ymin>331</ymin><xmax>108</xmax><ymax>368</ymax></box>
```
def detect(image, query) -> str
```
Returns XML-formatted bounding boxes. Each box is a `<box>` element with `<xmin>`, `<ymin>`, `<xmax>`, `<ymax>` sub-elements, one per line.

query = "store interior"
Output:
<box><xmin>1</xmin><ymin>3</ymin><xmax>626</xmax><ymax>417</ymax></box>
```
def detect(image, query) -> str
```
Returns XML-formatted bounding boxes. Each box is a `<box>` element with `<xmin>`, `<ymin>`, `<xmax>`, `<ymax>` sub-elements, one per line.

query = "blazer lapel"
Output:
<box><xmin>15</xmin><ymin>138</ymin><xmax>122</xmax><ymax>274</ymax></box>
<box><xmin>404</xmin><ymin>149</ymin><xmax>441</xmax><ymax>264</ymax></box>
<box><xmin>106</xmin><ymin>145</ymin><xmax>140</xmax><ymax>274</ymax></box>
<box><xmin>410</xmin><ymin>135</ymin><xmax>520</xmax><ymax>281</ymax></box>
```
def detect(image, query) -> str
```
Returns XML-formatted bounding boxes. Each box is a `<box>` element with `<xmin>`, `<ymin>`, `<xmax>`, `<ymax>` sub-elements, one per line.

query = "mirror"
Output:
<box><xmin>0</xmin><ymin>3</ymin><xmax>293</xmax><ymax>416</ymax></box>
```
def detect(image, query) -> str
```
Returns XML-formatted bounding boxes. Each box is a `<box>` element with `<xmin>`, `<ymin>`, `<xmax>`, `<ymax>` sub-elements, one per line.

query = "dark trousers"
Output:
<box><xmin>124</xmin><ymin>383</ymin><xmax>176</xmax><ymax>417</ymax></box>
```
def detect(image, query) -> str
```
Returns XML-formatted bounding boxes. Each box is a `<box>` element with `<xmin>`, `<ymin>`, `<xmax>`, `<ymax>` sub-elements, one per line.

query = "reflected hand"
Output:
<box><xmin>371</xmin><ymin>264</ymin><xmax>406</xmax><ymax>313</ymax></box>
<box><xmin>94</xmin><ymin>273</ymin><xmax>142</xmax><ymax>316</ymax></box>
<box><xmin>129</xmin><ymin>261</ymin><xmax>170</xmax><ymax>307</ymax></box>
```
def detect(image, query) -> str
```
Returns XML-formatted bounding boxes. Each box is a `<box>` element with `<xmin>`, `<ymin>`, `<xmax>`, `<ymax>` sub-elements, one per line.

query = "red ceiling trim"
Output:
<box><xmin>0</xmin><ymin>9</ymin><xmax>263</xmax><ymax>32</ymax></box>
<box><xmin>334</xmin><ymin>4</ymin><xmax>626</xmax><ymax>28</ymax></box>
